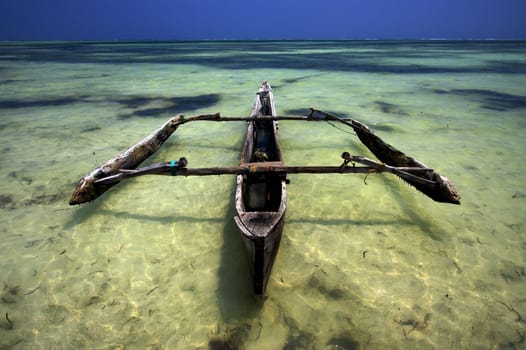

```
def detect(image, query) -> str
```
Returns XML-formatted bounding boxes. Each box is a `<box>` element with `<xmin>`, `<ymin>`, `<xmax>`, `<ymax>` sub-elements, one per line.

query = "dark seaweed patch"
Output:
<box><xmin>1</xmin><ymin>284</ymin><xmax>20</xmax><ymax>304</ymax></box>
<box><xmin>0</xmin><ymin>80</ymin><xmax>19</xmax><ymax>84</ymax></box>
<box><xmin>23</xmin><ymin>193</ymin><xmax>66</xmax><ymax>206</ymax></box>
<box><xmin>0</xmin><ymin>78</ymin><xmax>35</xmax><ymax>85</ymax></box>
<box><xmin>117</xmin><ymin>94</ymin><xmax>221</xmax><ymax>119</ymax></box>
<box><xmin>499</xmin><ymin>262</ymin><xmax>526</xmax><ymax>284</ymax></box>
<box><xmin>115</xmin><ymin>96</ymin><xmax>157</xmax><ymax>109</ymax></box>
<box><xmin>2</xmin><ymin>41</ymin><xmax>526</xmax><ymax>74</ymax></box>
<box><xmin>8</xmin><ymin>172</ymin><xmax>32</xmax><ymax>185</ymax></box>
<box><xmin>374</xmin><ymin>101</ymin><xmax>408</xmax><ymax>116</ymax></box>
<box><xmin>81</xmin><ymin>126</ymin><xmax>102</xmax><ymax>133</ymax></box>
<box><xmin>368</xmin><ymin>124</ymin><xmax>400</xmax><ymax>132</ymax></box>
<box><xmin>434</xmin><ymin>89</ymin><xmax>526</xmax><ymax>111</ymax></box>
<box><xmin>327</xmin><ymin>288</ymin><xmax>346</xmax><ymax>300</ymax></box>
<box><xmin>208</xmin><ymin>339</ymin><xmax>238</xmax><ymax>350</ymax></box>
<box><xmin>0</xmin><ymin>96</ymin><xmax>90</xmax><ymax>109</ymax></box>
<box><xmin>463</xmin><ymin>165</ymin><xmax>478</xmax><ymax>171</ymax></box>
<box><xmin>71</xmin><ymin>73</ymin><xmax>111</xmax><ymax>79</ymax></box>
<box><xmin>0</xmin><ymin>92</ymin><xmax>221</xmax><ymax>121</ymax></box>
<box><xmin>208</xmin><ymin>335</ymin><xmax>242</xmax><ymax>350</ymax></box>
<box><xmin>282</xmin><ymin>73</ymin><xmax>324</xmax><ymax>84</ymax></box>
<box><xmin>308</xmin><ymin>269</ymin><xmax>348</xmax><ymax>300</ymax></box>
<box><xmin>282</xmin><ymin>314</ymin><xmax>316</xmax><ymax>350</ymax></box>
<box><xmin>1</xmin><ymin>312</ymin><xmax>15</xmax><ymax>331</ymax></box>
<box><xmin>163</xmin><ymin>94</ymin><xmax>221</xmax><ymax>111</ymax></box>
<box><xmin>327</xmin><ymin>334</ymin><xmax>361</xmax><ymax>350</ymax></box>
<box><xmin>483</xmin><ymin>60</ymin><xmax>526</xmax><ymax>74</ymax></box>
<box><xmin>283</xmin><ymin>330</ymin><xmax>315</xmax><ymax>350</ymax></box>
<box><xmin>454</xmin><ymin>89</ymin><xmax>526</xmax><ymax>111</ymax></box>
<box><xmin>45</xmin><ymin>304</ymin><xmax>69</xmax><ymax>325</ymax></box>
<box><xmin>283</xmin><ymin>108</ymin><xmax>311</xmax><ymax>116</ymax></box>
<box><xmin>208</xmin><ymin>323</ymin><xmax>251</xmax><ymax>350</ymax></box>
<box><xmin>375</xmin><ymin>101</ymin><xmax>396</xmax><ymax>113</ymax></box>
<box><xmin>0</xmin><ymin>194</ymin><xmax>16</xmax><ymax>210</ymax></box>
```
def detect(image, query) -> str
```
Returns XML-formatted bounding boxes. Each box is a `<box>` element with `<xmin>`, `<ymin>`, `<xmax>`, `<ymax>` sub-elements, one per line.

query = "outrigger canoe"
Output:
<box><xmin>69</xmin><ymin>81</ymin><xmax>461</xmax><ymax>296</ymax></box>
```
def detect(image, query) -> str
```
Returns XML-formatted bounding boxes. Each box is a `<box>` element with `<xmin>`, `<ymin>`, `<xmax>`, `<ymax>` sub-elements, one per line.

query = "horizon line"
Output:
<box><xmin>2</xmin><ymin>37</ymin><xmax>526</xmax><ymax>43</ymax></box>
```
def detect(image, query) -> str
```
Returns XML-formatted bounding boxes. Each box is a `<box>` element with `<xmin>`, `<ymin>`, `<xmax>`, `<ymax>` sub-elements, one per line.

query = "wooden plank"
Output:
<box><xmin>93</xmin><ymin>156</ymin><xmax>434</xmax><ymax>187</ymax></box>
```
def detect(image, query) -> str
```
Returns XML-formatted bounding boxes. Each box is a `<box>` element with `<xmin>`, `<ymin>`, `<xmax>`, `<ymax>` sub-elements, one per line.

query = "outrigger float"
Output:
<box><xmin>70</xmin><ymin>81</ymin><xmax>460</xmax><ymax>295</ymax></box>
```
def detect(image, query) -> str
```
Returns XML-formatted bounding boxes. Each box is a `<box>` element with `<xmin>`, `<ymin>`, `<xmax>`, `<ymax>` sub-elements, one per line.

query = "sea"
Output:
<box><xmin>0</xmin><ymin>41</ymin><xmax>525</xmax><ymax>349</ymax></box>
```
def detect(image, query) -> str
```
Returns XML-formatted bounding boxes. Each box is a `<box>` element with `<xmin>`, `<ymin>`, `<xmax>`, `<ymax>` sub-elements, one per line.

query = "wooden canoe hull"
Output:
<box><xmin>234</xmin><ymin>81</ymin><xmax>286</xmax><ymax>294</ymax></box>
<box><xmin>234</xmin><ymin>175</ymin><xmax>286</xmax><ymax>294</ymax></box>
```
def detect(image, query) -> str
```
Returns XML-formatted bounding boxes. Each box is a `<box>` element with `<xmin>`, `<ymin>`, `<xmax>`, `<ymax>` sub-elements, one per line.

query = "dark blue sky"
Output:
<box><xmin>1</xmin><ymin>0</ymin><xmax>525</xmax><ymax>41</ymax></box>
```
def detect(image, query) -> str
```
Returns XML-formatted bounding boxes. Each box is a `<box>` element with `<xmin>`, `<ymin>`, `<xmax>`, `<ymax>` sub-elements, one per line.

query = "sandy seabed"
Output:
<box><xmin>0</xmin><ymin>41</ymin><xmax>525</xmax><ymax>349</ymax></box>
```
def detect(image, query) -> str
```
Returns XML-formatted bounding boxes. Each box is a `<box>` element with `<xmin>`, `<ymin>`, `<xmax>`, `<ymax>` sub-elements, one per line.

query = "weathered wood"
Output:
<box><xmin>94</xmin><ymin>156</ymin><xmax>435</xmax><ymax>186</ymax></box>
<box><xmin>235</xmin><ymin>81</ymin><xmax>286</xmax><ymax>295</ymax></box>
<box><xmin>69</xmin><ymin>113</ymin><xmax>330</xmax><ymax>205</ymax></box>
<box><xmin>309</xmin><ymin>108</ymin><xmax>461</xmax><ymax>204</ymax></box>
<box><xmin>69</xmin><ymin>114</ymin><xmax>216</xmax><ymax>205</ymax></box>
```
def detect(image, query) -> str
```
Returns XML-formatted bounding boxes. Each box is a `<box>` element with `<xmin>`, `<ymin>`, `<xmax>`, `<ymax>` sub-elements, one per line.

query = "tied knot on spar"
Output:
<box><xmin>339</xmin><ymin>151</ymin><xmax>385</xmax><ymax>185</ymax></box>
<box><xmin>339</xmin><ymin>151</ymin><xmax>385</xmax><ymax>172</ymax></box>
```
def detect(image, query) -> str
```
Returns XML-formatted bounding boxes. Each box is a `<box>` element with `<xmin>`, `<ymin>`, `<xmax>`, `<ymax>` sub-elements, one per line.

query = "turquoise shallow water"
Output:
<box><xmin>0</xmin><ymin>41</ymin><xmax>525</xmax><ymax>349</ymax></box>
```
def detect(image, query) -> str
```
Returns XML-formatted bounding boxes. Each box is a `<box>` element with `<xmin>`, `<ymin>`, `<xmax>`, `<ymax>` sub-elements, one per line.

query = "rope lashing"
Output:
<box><xmin>340</xmin><ymin>151</ymin><xmax>354</xmax><ymax>170</ymax></box>
<box><xmin>169</xmin><ymin>157</ymin><xmax>188</xmax><ymax>175</ymax></box>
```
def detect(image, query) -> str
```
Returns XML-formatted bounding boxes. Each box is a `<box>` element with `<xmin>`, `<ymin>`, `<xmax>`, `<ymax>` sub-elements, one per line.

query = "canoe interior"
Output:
<box><xmin>241</xmin><ymin>120</ymin><xmax>284</xmax><ymax>211</ymax></box>
<box><xmin>235</xmin><ymin>82</ymin><xmax>287</xmax><ymax>294</ymax></box>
